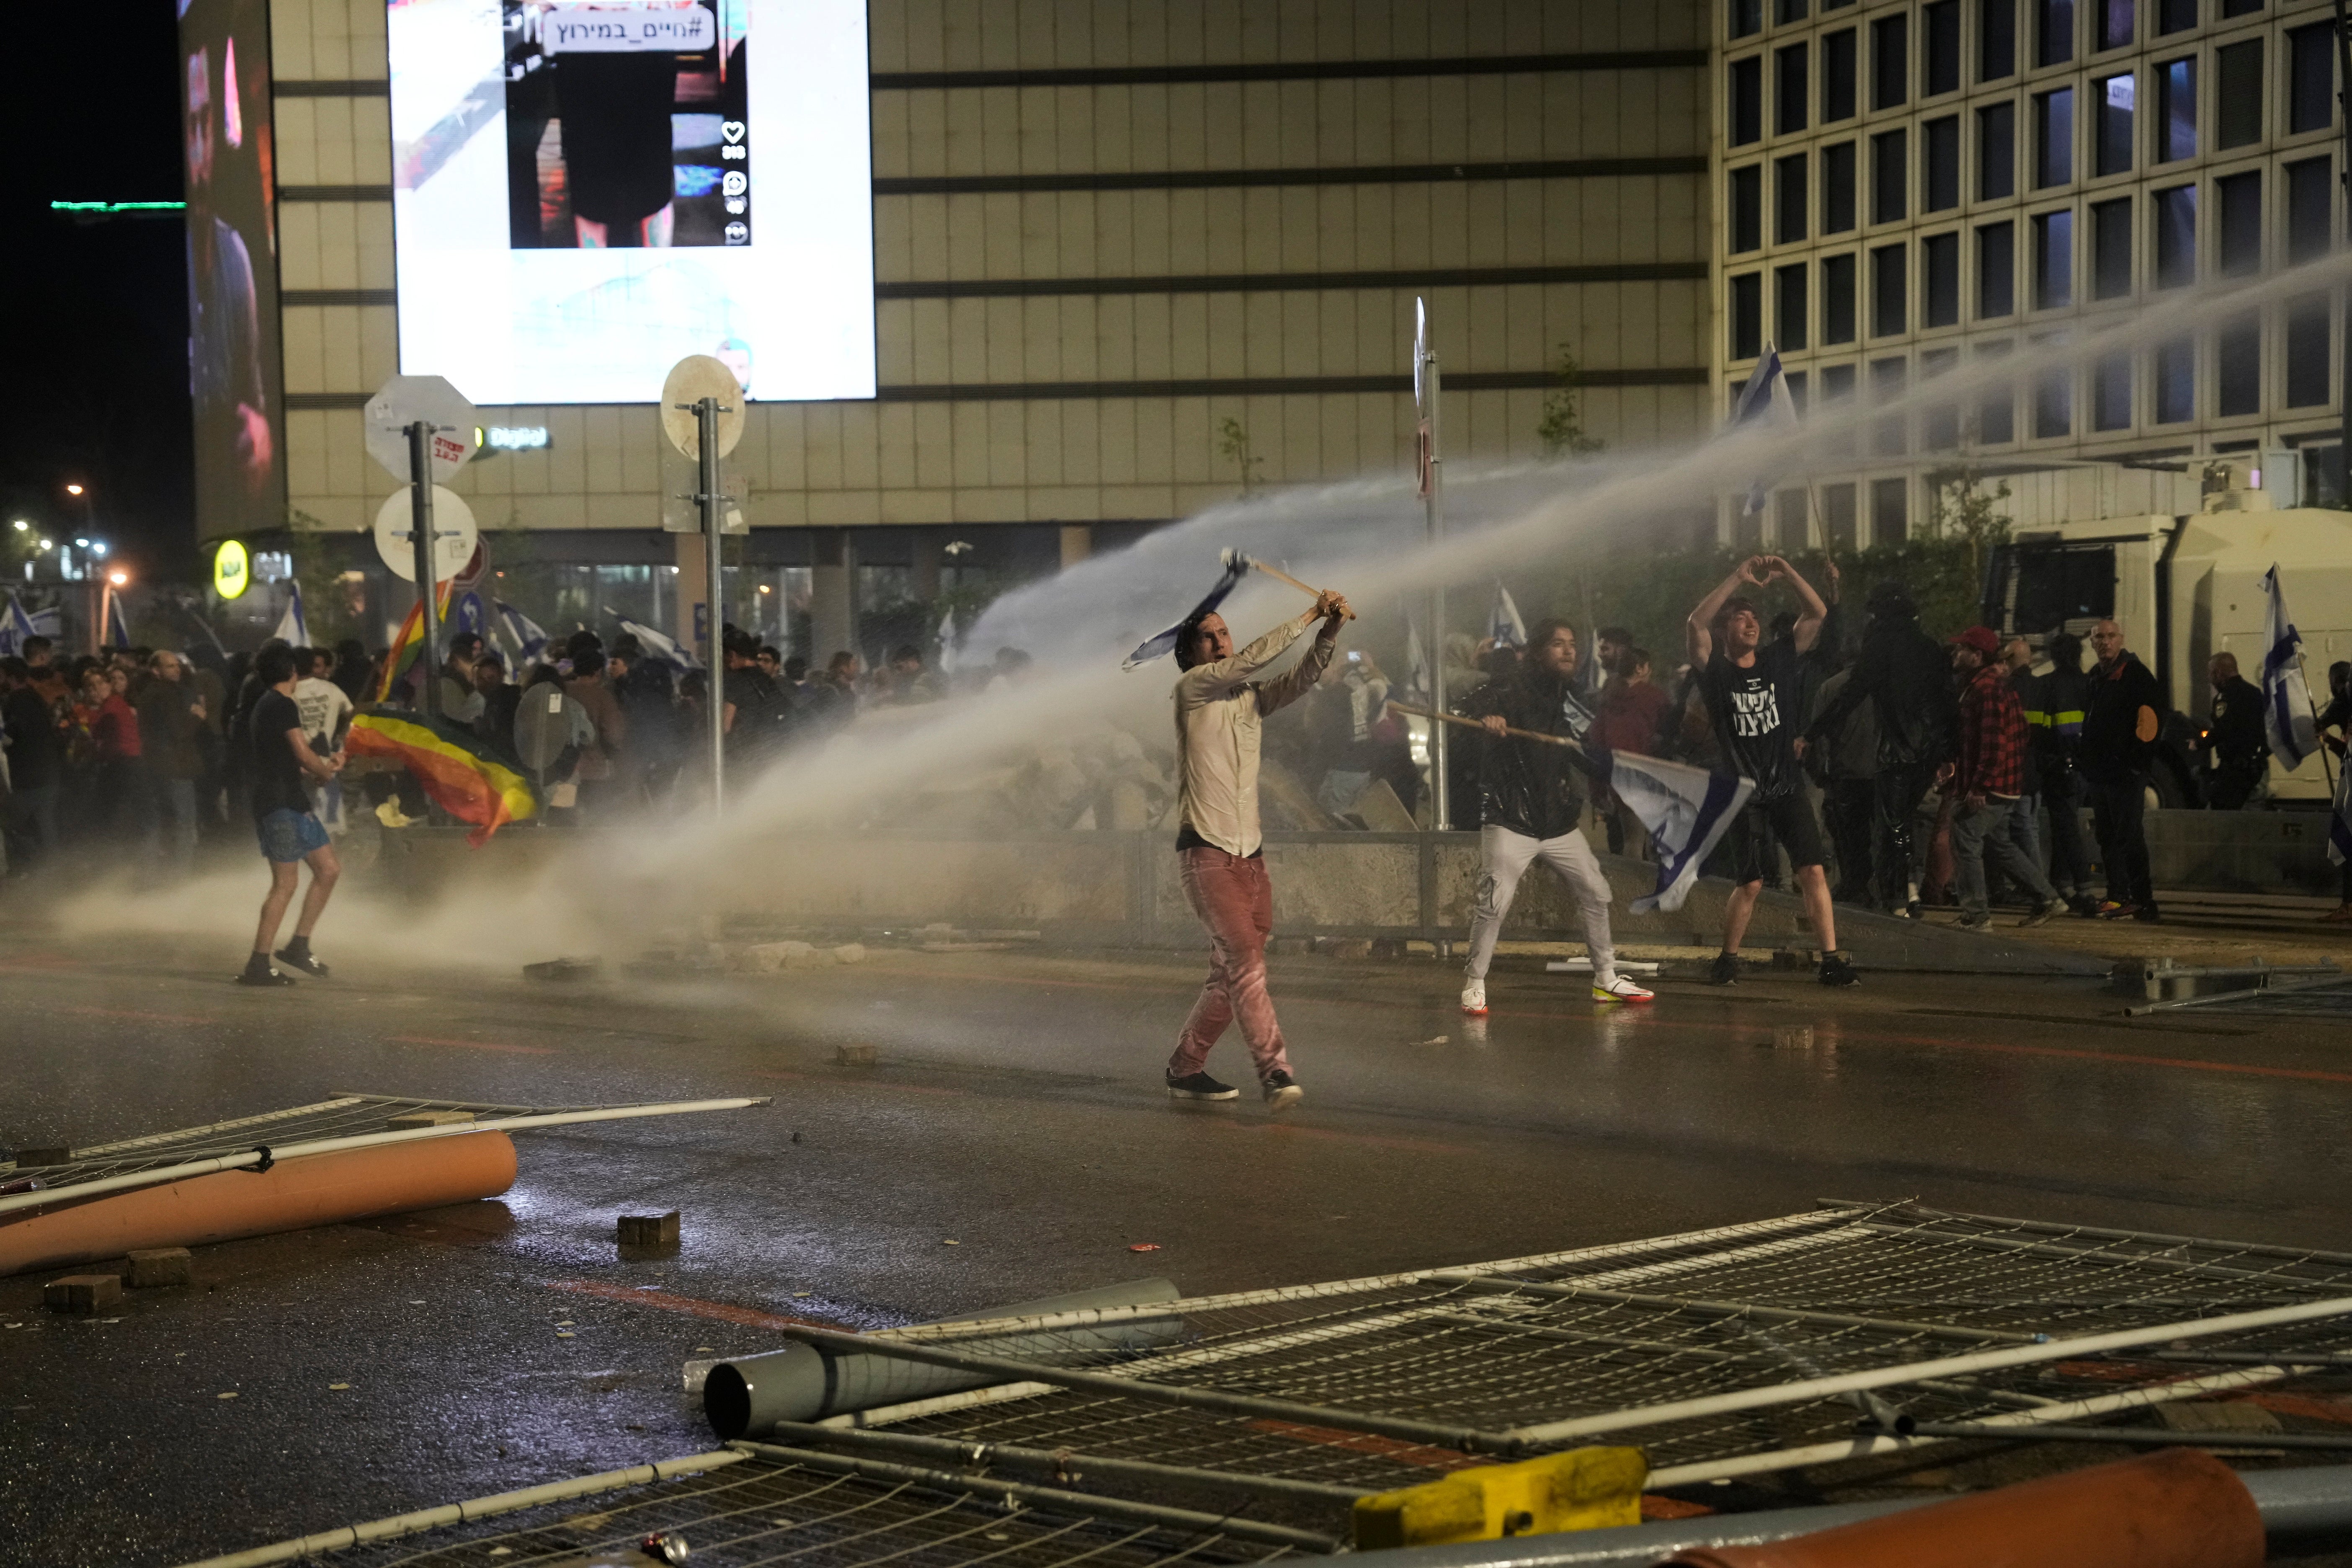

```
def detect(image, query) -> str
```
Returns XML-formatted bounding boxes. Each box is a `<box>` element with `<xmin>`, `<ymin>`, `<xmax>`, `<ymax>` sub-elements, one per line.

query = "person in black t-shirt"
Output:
<box><xmin>1687</xmin><ymin>556</ymin><xmax>1856</xmax><ymax>988</ymax></box>
<box><xmin>237</xmin><ymin>644</ymin><xmax>344</xmax><ymax>987</ymax></box>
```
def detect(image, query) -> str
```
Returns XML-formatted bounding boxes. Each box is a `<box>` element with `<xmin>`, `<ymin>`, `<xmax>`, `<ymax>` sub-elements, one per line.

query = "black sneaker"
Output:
<box><xmin>274</xmin><ymin>945</ymin><xmax>331</xmax><ymax>978</ymax></box>
<box><xmin>1818</xmin><ymin>953</ymin><xmax>1861</xmax><ymax>987</ymax></box>
<box><xmin>1707</xmin><ymin>951</ymin><xmax>1740</xmax><ymax>985</ymax></box>
<box><xmin>1166</xmin><ymin>1070</ymin><xmax>1239</xmax><ymax>1101</ymax></box>
<box><xmin>235</xmin><ymin>956</ymin><xmax>296</xmax><ymax>987</ymax></box>
<box><xmin>1956</xmin><ymin>911</ymin><xmax>1991</xmax><ymax>931</ymax></box>
<box><xmin>2133</xmin><ymin>903</ymin><xmax>2161</xmax><ymax>923</ymax></box>
<box><xmin>2020</xmin><ymin>900</ymin><xmax>2063</xmax><ymax>928</ymax></box>
<box><xmin>1261</xmin><ymin>1071</ymin><xmax>1304</xmax><ymax>1112</ymax></box>
<box><xmin>2071</xmin><ymin>895</ymin><xmax>2102</xmax><ymax>918</ymax></box>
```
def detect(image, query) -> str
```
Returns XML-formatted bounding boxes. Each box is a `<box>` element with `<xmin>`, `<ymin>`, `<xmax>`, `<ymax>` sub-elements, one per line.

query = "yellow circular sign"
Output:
<box><xmin>213</xmin><ymin>539</ymin><xmax>250</xmax><ymax>600</ymax></box>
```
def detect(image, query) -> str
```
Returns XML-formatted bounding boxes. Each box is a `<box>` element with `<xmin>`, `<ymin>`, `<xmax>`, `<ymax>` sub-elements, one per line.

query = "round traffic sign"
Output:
<box><xmin>661</xmin><ymin>355</ymin><xmax>746</xmax><ymax>459</ymax></box>
<box><xmin>374</xmin><ymin>487</ymin><xmax>480</xmax><ymax>582</ymax></box>
<box><xmin>365</xmin><ymin>375</ymin><xmax>480</xmax><ymax>482</ymax></box>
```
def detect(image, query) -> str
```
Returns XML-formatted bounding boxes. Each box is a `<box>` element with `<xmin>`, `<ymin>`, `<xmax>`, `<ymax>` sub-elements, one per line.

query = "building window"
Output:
<box><xmin>1922</xmin><ymin>347</ymin><xmax>1962</xmax><ymax>447</ymax></box>
<box><xmin>2095</xmin><ymin>0</ymin><xmax>2133</xmax><ymax>52</ymax></box>
<box><xmin>1732</xmin><ymin>0</ymin><xmax>1764</xmax><ymax>36</ymax></box>
<box><xmin>1822</xmin><ymin>480</ymin><xmax>1859</xmax><ymax>548</ymax></box>
<box><xmin>1979</xmin><ymin>220</ymin><xmax>2018</xmax><ymax>316</ymax></box>
<box><xmin>2157</xmin><ymin>0</ymin><xmax>2195</xmax><ymax>34</ymax></box>
<box><xmin>1925</xmin><ymin>0</ymin><xmax>1961</xmax><ymax>93</ymax></box>
<box><xmin>2094</xmin><ymin>73</ymin><xmax>2133</xmax><ymax>175</ymax></box>
<box><xmin>1924</xmin><ymin>232</ymin><xmax>1961</xmax><ymax>325</ymax></box>
<box><xmin>1823</xmin><ymin>361</ymin><xmax>1858</xmax><ymax>454</ymax></box>
<box><xmin>2218</xmin><ymin>312</ymin><xmax>2260</xmax><ymax>416</ymax></box>
<box><xmin>1777</xmin><ymin>0</ymin><xmax>1811</xmax><ymax>22</ymax></box>
<box><xmin>1730</xmin><ymin>165</ymin><xmax>1764</xmax><ymax>253</ymax></box>
<box><xmin>1776</xmin><ymin>263</ymin><xmax>1810</xmax><ymax>349</ymax></box>
<box><xmin>1774</xmin><ymin>488</ymin><xmax>1808</xmax><ymax>549</ymax></box>
<box><xmin>1872</xmin><ymin>243</ymin><xmax>1908</xmax><ymax>335</ymax></box>
<box><xmin>2288</xmin><ymin>156</ymin><xmax>2334</xmax><ymax>263</ymax></box>
<box><xmin>1872</xmin><ymin>129</ymin><xmax>1908</xmax><ymax>222</ymax></box>
<box><xmin>1872</xmin><ymin>357</ymin><xmax>1908</xmax><ymax>453</ymax></box>
<box><xmin>2220</xmin><ymin>0</ymin><xmax>2261</xmax><ymax>16</ymax></box>
<box><xmin>2036</xmin><ymin>357</ymin><xmax>2073</xmax><ymax>436</ymax></box>
<box><xmin>2156</xmin><ymin>58</ymin><xmax>2195</xmax><ymax>161</ymax></box>
<box><xmin>2153</xmin><ymin>184</ymin><xmax>2195</xmax><ymax>288</ymax></box>
<box><xmin>1730</xmin><ymin>56</ymin><xmax>1764</xmax><ymax>146</ymax></box>
<box><xmin>1824</xmin><ymin>28</ymin><xmax>1858</xmax><ymax>120</ymax></box>
<box><xmin>1924</xmin><ymin>116</ymin><xmax>1960</xmax><ymax>209</ymax></box>
<box><xmin>2092</xmin><ymin>197</ymin><xmax>2133</xmax><ymax>298</ymax></box>
<box><xmin>1785</xmin><ymin>369</ymin><xmax>1809</xmax><ymax>408</ymax></box>
<box><xmin>1825</xmin><ymin>141</ymin><xmax>1858</xmax><ymax>231</ymax></box>
<box><xmin>1776</xmin><ymin>44</ymin><xmax>1810</xmax><ymax>135</ymax></box>
<box><xmin>2092</xmin><ymin>351</ymin><xmax>2132</xmax><ymax>429</ymax></box>
<box><xmin>1872</xmin><ymin>13</ymin><xmax>1910</xmax><ymax>108</ymax></box>
<box><xmin>1870</xmin><ymin>477</ymin><xmax>1909</xmax><ymax>545</ymax></box>
<box><xmin>2035</xmin><ymin>88</ymin><xmax>2074</xmax><ymax>187</ymax></box>
<box><xmin>1979</xmin><ymin>100</ymin><xmax>2017</xmax><ymax>198</ymax></box>
<box><xmin>1979</xmin><ymin>342</ymin><xmax>2018</xmax><ymax>441</ymax></box>
<box><xmin>1776</xmin><ymin>154</ymin><xmax>1810</xmax><ymax>242</ymax></box>
<box><xmin>2291</xmin><ymin>23</ymin><xmax>2336</xmax><ymax>135</ymax></box>
<box><xmin>1730</xmin><ymin>273</ymin><xmax>1764</xmax><ymax>361</ymax></box>
<box><xmin>1825</xmin><ymin>252</ymin><xmax>1859</xmax><ymax>341</ymax></box>
<box><xmin>1981</xmin><ymin>0</ymin><xmax>2018</xmax><ymax>79</ymax></box>
<box><xmin>2035</xmin><ymin>210</ymin><xmax>2074</xmax><ymax>307</ymax></box>
<box><xmin>2216</xmin><ymin>40</ymin><xmax>2262</xmax><ymax>151</ymax></box>
<box><xmin>2154</xmin><ymin>335</ymin><xmax>2195</xmax><ymax>420</ymax></box>
<box><xmin>2038</xmin><ymin>0</ymin><xmax>2075</xmax><ymax>66</ymax></box>
<box><xmin>2288</xmin><ymin>295</ymin><xmax>2332</xmax><ymax>406</ymax></box>
<box><xmin>2217</xmin><ymin>170</ymin><xmax>2259</xmax><ymax>275</ymax></box>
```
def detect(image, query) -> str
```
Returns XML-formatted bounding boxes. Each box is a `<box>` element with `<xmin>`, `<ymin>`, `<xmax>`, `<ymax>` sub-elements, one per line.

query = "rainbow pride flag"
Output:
<box><xmin>374</xmin><ymin>583</ymin><xmax>455</xmax><ymax>702</ymax></box>
<box><xmin>347</xmin><ymin>711</ymin><xmax>537</xmax><ymax>846</ymax></box>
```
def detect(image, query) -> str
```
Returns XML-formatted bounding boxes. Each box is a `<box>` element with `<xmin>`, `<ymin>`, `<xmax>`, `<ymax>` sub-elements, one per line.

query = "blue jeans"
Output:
<box><xmin>1950</xmin><ymin>796</ymin><xmax>2059</xmax><ymax>918</ymax></box>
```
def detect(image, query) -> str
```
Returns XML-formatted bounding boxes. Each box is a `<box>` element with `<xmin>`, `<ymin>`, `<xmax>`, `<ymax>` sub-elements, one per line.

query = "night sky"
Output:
<box><xmin>1</xmin><ymin>4</ymin><xmax>196</xmax><ymax>583</ymax></box>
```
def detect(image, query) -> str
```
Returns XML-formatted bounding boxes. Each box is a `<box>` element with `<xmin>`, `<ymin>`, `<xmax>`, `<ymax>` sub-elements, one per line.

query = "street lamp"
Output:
<box><xmin>108</xmin><ymin>570</ymin><xmax>129</xmax><ymax>587</ymax></box>
<box><xmin>64</xmin><ymin>484</ymin><xmax>83</xmax><ymax>497</ymax></box>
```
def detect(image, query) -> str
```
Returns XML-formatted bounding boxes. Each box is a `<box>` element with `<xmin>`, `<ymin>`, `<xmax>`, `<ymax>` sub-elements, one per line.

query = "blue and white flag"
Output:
<box><xmin>2260</xmin><ymin>563</ymin><xmax>2317</xmax><ymax>770</ymax></box>
<box><xmin>106</xmin><ymin>591</ymin><xmax>133</xmax><ymax>649</ymax></box>
<box><xmin>1488</xmin><ymin>583</ymin><xmax>1527</xmax><ymax>651</ymax></box>
<box><xmin>0</xmin><ymin>594</ymin><xmax>37</xmax><ymax>657</ymax></box>
<box><xmin>494</xmin><ymin>599</ymin><xmax>550</xmax><ymax>664</ymax></box>
<box><xmin>1591</xmin><ymin>746</ymin><xmax>1757</xmax><ymax>914</ymax></box>
<box><xmin>1729</xmin><ymin>342</ymin><xmax>1800</xmax><ymax>517</ymax></box>
<box><xmin>1124</xmin><ymin>554</ymin><xmax>1248</xmax><ymax>670</ymax></box>
<box><xmin>613</xmin><ymin>612</ymin><xmax>701</xmax><ymax>671</ymax></box>
<box><xmin>271</xmin><ymin>580</ymin><xmax>309</xmax><ymax>648</ymax></box>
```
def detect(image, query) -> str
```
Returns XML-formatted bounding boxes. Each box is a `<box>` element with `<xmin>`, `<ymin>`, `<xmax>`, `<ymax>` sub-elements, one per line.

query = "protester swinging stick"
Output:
<box><xmin>1219</xmin><ymin>548</ymin><xmax>1357</xmax><ymax>620</ymax></box>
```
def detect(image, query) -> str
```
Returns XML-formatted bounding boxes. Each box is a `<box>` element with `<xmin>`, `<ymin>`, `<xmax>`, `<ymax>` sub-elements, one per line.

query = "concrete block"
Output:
<box><xmin>746</xmin><ymin>940</ymin><xmax>833</xmax><ymax>972</ymax></box>
<box><xmin>829</xmin><ymin>943</ymin><xmax>868</xmax><ymax>965</ymax></box>
<box><xmin>617</xmin><ymin>1211</ymin><xmax>681</xmax><ymax>1247</ymax></box>
<box><xmin>386</xmin><ymin>1111</ymin><xmax>477</xmax><ymax>1130</ymax></box>
<box><xmin>44</xmin><ymin>1275</ymin><xmax>123</xmax><ymax>1314</ymax></box>
<box><xmin>126</xmin><ymin>1248</ymin><xmax>193</xmax><ymax>1288</ymax></box>
<box><xmin>836</xmin><ymin>1043</ymin><xmax>879</xmax><ymax>1066</ymax></box>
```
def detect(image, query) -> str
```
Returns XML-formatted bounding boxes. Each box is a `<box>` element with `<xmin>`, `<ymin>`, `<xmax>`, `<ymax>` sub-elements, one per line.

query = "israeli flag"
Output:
<box><xmin>1729</xmin><ymin>342</ymin><xmax>1800</xmax><ymax>518</ymax></box>
<box><xmin>614</xmin><ymin>613</ymin><xmax>701</xmax><ymax>671</ymax></box>
<box><xmin>1124</xmin><ymin>554</ymin><xmax>1248</xmax><ymax>670</ymax></box>
<box><xmin>1590</xmin><ymin>746</ymin><xmax>1758</xmax><ymax>914</ymax></box>
<box><xmin>936</xmin><ymin>603</ymin><xmax>959</xmax><ymax>676</ymax></box>
<box><xmin>494</xmin><ymin>599</ymin><xmax>550</xmax><ymax>664</ymax></box>
<box><xmin>106</xmin><ymin>592</ymin><xmax>133</xmax><ymax>650</ymax></box>
<box><xmin>0</xmin><ymin>594</ymin><xmax>36</xmax><ymax>657</ymax></box>
<box><xmin>271</xmin><ymin>580</ymin><xmax>309</xmax><ymax>648</ymax></box>
<box><xmin>2260</xmin><ymin>564</ymin><xmax>2317</xmax><ymax>769</ymax></box>
<box><xmin>1488</xmin><ymin>583</ymin><xmax>1527</xmax><ymax>650</ymax></box>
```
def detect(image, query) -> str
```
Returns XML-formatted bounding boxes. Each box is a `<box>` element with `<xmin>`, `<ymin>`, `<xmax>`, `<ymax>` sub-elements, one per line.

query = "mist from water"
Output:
<box><xmin>56</xmin><ymin>251</ymin><xmax>2352</xmax><ymax>967</ymax></box>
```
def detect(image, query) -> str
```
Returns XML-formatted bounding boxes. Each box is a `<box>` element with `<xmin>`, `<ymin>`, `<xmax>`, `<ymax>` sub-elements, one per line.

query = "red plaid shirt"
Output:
<box><xmin>1955</xmin><ymin>663</ymin><xmax>2028</xmax><ymax>797</ymax></box>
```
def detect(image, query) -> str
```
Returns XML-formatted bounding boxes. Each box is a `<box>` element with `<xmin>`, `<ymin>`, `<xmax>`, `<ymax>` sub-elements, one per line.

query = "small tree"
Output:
<box><xmin>1216</xmin><ymin>417</ymin><xmax>1263</xmax><ymax>493</ymax></box>
<box><xmin>1536</xmin><ymin>343</ymin><xmax>1606</xmax><ymax>456</ymax></box>
<box><xmin>1924</xmin><ymin>462</ymin><xmax>2013</xmax><ymax>585</ymax></box>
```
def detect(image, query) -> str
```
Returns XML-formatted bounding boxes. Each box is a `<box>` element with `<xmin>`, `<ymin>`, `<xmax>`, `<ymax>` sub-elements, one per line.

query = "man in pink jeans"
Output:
<box><xmin>1166</xmin><ymin>587</ymin><xmax>1352</xmax><ymax>1111</ymax></box>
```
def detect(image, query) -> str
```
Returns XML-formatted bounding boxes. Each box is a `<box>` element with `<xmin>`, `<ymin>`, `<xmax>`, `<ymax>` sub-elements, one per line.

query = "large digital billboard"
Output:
<box><xmin>181</xmin><ymin>0</ymin><xmax>287</xmax><ymax>536</ymax></box>
<box><xmin>386</xmin><ymin>0</ymin><xmax>874</xmax><ymax>405</ymax></box>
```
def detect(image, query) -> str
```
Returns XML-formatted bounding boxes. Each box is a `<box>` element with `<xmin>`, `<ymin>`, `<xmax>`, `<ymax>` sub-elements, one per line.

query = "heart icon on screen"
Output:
<box><xmin>722</xmin><ymin>121</ymin><xmax>746</xmax><ymax>144</ymax></box>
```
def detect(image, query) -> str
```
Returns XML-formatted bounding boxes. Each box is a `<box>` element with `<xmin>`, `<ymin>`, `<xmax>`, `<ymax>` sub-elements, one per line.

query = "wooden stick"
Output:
<box><xmin>1385</xmin><ymin>699</ymin><xmax>1580</xmax><ymax>750</ymax></box>
<box><xmin>1226</xmin><ymin>550</ymin><xmax>1356</xmax><ymax>619</ymax></box>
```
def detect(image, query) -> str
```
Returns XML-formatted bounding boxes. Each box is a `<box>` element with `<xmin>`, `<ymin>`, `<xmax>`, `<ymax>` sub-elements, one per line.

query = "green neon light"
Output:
<box><xmin>50</xmin><ymin>201</ymin><xmax>187</xmax><ymax>213</ymax></box>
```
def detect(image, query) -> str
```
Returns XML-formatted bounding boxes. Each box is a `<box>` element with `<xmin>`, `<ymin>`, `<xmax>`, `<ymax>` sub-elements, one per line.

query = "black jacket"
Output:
<box><xmin>2082</xmin><ymin>652</ymin><xmax>2163</xmax><ymax>780</ymax></box>
<box><xmin>1468</xmin><ymin>668</ymin><xmax>1602</xmax><ymax>840</ymax></box>
<box><xmin>1804</xmin><ymin>611</ymin><xmax>1955</xmax><ymax>769</ymax></box>
<box><xmin>2202</xmin><ymin>674</ymin><xmax>2269</xmax><ymax>772</ymax></box>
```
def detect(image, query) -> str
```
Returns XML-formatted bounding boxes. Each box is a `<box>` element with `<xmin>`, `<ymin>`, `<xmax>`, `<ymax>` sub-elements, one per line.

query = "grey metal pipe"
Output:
<box><xmin>705</xmin><ymin>1277</ymin><xmax>1183</xmax><ymax>1438</ymax></box>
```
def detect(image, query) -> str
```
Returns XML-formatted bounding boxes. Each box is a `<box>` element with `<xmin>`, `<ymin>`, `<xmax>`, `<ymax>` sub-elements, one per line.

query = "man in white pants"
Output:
<box><xmin>1461</xmin><ymin>619</ymin><xmax>1651</xmax><ymax>1014</ymax></box>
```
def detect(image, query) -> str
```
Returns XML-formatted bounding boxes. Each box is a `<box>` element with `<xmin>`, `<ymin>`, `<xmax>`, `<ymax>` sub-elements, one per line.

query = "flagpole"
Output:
<box><xmin>1417</xmin><ymin>299</ymin><xmax>1449</xmax><ymax>831</ymax></box>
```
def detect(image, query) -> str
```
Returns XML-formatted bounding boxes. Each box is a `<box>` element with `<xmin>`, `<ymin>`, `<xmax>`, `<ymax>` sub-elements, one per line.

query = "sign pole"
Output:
<box><xmin>699</xmin><ymin>395</ymin><xmax>727</xmax><ymax>818</ymax></box>
<box><xmin>406</xmin><ymin>419</ymin><xmax>441</xmax><ymax>720</ymax></box>
<box><xmin>1421</xmin><ymin>315</ymin><xmax>1448</xmax><ymax>831</ymax></box>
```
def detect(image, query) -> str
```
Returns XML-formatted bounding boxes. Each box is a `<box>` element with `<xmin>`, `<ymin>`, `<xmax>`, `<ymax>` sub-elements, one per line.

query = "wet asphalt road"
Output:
<box><xmin>5</xmin><ymin>928</ymin><xmax>2352</xmax><ymax>1565</ymax></box>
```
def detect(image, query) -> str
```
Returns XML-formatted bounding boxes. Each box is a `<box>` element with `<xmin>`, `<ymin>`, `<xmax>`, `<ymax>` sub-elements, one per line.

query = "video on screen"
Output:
<box><xmin>502</xmin><ymin>0</ymin><xmax>750</xmax><ymax>249</ymax></box>
<box><xmin>181</xmin><ymin>0</ymin><xmax>286</xmax><ymax>534</ymax></box>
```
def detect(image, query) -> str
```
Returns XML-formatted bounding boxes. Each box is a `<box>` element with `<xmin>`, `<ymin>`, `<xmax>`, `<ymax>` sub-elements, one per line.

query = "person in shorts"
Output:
<box><xmin>239</xmin><ymin>644</ymin><xmax>343</xmax><ymax>986</ymax></box>
<box><xmin>1686</xmin><ymin>556</ymin><xmax>1856</xmax><ymax>987</ymax></box>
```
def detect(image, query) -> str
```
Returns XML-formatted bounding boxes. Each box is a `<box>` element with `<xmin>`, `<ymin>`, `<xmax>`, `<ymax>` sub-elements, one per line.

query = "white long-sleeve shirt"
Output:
<box><xmin>1171</xmin><ymin>614</ymin><xmax>1336</xmax><ymax>856</ymax></box>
